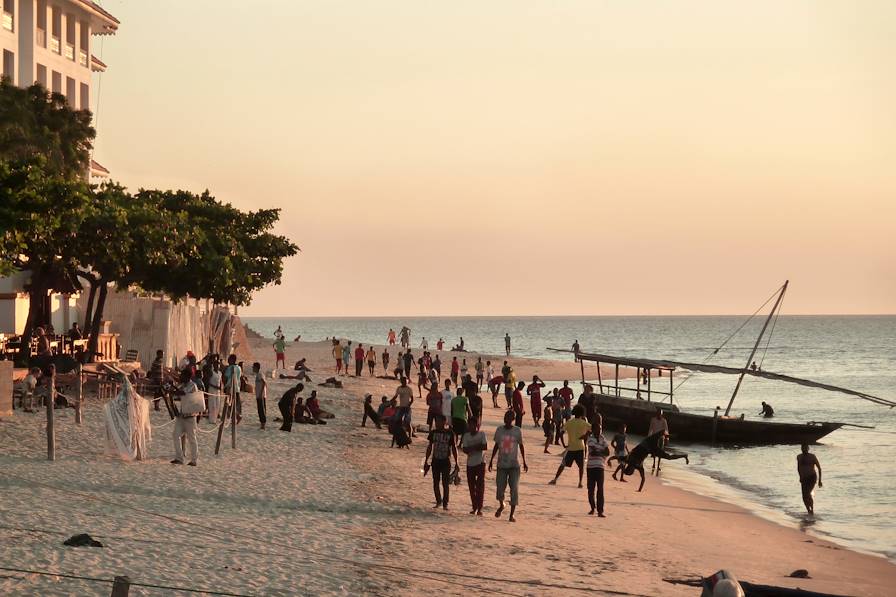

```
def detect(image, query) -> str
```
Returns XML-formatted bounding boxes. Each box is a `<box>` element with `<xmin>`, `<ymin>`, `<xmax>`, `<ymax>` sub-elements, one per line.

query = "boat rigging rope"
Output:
<box><xmin>758</xmin><ymin>291</ymin><xmax>784</xmax><ymax>371</ymax></box>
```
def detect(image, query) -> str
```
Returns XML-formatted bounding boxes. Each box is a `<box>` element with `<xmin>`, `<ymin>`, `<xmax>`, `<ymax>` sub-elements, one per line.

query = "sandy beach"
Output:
<box><xmin>1</xmin><ymin>336</ymin><xmax>894</xmax><ymax>596</ymax></box>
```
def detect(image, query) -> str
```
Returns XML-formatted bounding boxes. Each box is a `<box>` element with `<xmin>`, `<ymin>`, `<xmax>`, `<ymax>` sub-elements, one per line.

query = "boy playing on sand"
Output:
<box><xmin>797</xmin><ymin>444</ymin><xmax>823</xmax><ymax>514</ymax></box>
<box><xmin>489</xmin><ymin>410</ymin><xmax>528</xmax><ymax>522</ymax></box>
<box><xmin>462</xmin><ymin>417</ymin><xmax>487</xmax><ymax>515</ymax></box>
<box><xmin>609</xmin><ymin>424</ymin><xmax>629</xmax><ymax>481</ymax></box>
<box><xmin>549</xmin><ymin>405</ymin><xmax>589</xmax><ymax>488</ymax></box>
<box><xmin>424</xmin><ymin>414</ymin><xmax>458</xmax><ymax>510</ymax></box>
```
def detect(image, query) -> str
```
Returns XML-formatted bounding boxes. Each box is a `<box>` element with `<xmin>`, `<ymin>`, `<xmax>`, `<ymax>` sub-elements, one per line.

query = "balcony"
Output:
<box><xmin>78</xmin><ymin>49</ymin><xmax>87</xmax><ymax>67</ymax></box>
<box><xmin>50</xmin><ymin>36</ymin><xmax>60</xmax><ymax>54</ymax></box>
<box><xmin>64</xmin><ymin>42</ymin><xmax>74</xmax><ymax>60</ymax></box>
<box><xmin>36</xmin><ymin>28</ymin><xmax>46</xmax><ymax>47</ymax></box>
<box><xmin>1</xmin><ymin>11</ymin><xmax>12</xmax><ymax>32</ymax></box>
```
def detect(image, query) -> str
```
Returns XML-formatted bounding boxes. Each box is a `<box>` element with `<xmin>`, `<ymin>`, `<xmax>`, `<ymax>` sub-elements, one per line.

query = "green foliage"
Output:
<box><xmin>0</xmin><ymin>80</ymin><xmax>95</xmax><ymax>178</ymax></box>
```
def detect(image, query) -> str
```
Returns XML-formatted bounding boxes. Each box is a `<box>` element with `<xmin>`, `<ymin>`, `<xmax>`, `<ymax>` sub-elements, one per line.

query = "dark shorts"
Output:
<box><xmin>542</xmin><ymin>420</ymin><xmax>553</xmax><ymax>437</ymax></box>
<box><xmin>452</xmin><ymin>417</ymin><xmax>467</xmax><ymax>437</ymax></box>
<box><xmin>563</xmin><ymin>450</ymin><xmax>585</xmax><ymax>469</ymax></box>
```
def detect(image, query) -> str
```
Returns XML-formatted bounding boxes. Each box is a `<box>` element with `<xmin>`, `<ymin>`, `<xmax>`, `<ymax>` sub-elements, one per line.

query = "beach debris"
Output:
<box><xmin>701</xmin><ymin>570</ymin><xmax>745</xmax><ymax>597</ymax></box>
<box><xmin>789</xmin><ymin>569</ymin><xmax>811</xmax><ymax>579</ymax></box>
<box><xmin>63</xmin><ymin>533</ymin><xmax>103</xmax><ymax>547</ymax></box>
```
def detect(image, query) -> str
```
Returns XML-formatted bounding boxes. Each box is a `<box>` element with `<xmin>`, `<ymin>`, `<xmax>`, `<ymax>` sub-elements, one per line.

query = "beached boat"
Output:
<box><xmin>550</xmin><ymin>281</ymin><xmax>894</xmax><ymax>446</ymax></box>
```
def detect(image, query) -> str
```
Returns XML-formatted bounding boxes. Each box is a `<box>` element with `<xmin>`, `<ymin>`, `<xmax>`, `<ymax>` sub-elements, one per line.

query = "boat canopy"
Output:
<box><xmin>550</xmin><ymin>348</ymin><xmax>896</xmax><ymax>408</ymax></box>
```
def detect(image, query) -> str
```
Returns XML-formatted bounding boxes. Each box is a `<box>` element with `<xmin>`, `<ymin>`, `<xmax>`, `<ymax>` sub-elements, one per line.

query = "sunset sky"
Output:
<box><xmin>92</xmin><ymin>1</ymin><xmax>894</xmax><ymax>315</ymax></box>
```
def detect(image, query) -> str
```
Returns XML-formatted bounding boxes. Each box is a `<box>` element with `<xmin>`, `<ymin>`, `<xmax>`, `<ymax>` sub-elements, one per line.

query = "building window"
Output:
<box><xmin>66</xmin><ymin>76</ymin><xmax>75</xmax><ymax>106</ymax></box>
<box><xmin>79</xmin><ymin>19</ymin><xmax>88</xmax><ymax>66</ymax></box>
<box><xmin>36</xmin><ymin>0</ymin><xmax>47</xmax><ymax>46</ymax></box>
<box><xmin>37</xmin><ymin>63</ymin><xmax>47</xmax><ymax>87</ymax></box>
<box><xmin>80</xmin><ymin>82</ymin><xmax>88</xmax><ymax>111</ymax></box>
<box><xmin>51</xmin><ymin>7</ymin><xmax>61</xmax><ymax>54</ymax></box>
<box><xmin>2</xmin><ymin>0</ymin><xmax>13</xmax><ymax>32</ymax></box>
<box><xmin>51</xmin><ymin>70</ymin><xmax>60</xmax><ymax>93</ymax></box>
<box><xmin>2</xmin><ymin>50</ymin><xmax>14</xmax><ymax>84</ymax></box>
<box><xmin>64</xmin><ymin>15</ymin><xmax>75</xmax><ymax>60</ymax></box>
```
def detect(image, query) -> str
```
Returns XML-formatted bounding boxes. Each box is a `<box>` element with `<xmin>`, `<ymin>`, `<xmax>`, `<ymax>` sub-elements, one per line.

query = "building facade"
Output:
<box><xmin>0</xmin><ymin>0</ymin><xmax>117</xmax><ymax>335</ymax></box>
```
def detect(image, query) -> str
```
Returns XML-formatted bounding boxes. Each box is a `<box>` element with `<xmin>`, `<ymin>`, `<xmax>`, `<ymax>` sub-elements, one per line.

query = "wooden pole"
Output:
<box><xmin>596</xmin><ymin>362</ymin><xmax>604</xmax><ymax>394</ymax></box>
<box><xmin>669</xmin><ymin>370</ymin><xmax>674</xmax><ymax>405</ymax></box>
<box><xmin>111</xmin><ymin>575</ymin><xmax>131</xmax><ymax>597</ymax></box>
<box><xmin>46</xmin><ymin>364</ymin><xmax>56</xmax><ymax>461</ymax></box>
<box><xmin>579</xmin><ymin>357</ymin><xmax>585</xmax><ymax>387</ymax></box>
<box><xmin>75</xmin><ymin>363</ymin><xmax>83</xmax><ymax>425</ymax></box>
<box><xmin>647</xmin><ymin>368</ymin><xmax>652</xmax><ymax>402</ymax></box>
<box><xmin>614</xmin><ymin>364</ymin><xmax>619</xmax><ymax>397</ymax></box>
<box><xmin>724</xmin><ymin>280</ymin><xmax>789</xmax><ymax>416</ymax></box>
<box><xmin>230</xmin><ymin>383</ymin><xmax>237</xmax><ymax>449</ymax></box>
<box><xmin>214</xmin><ymin>394</ymin><xmax>229</xmax><ymax>456</ymax></box>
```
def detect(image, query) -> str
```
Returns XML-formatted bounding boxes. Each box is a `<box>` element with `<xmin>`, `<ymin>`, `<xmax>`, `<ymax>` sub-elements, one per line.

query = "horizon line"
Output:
<box><xmin>239</xmin><ymin>313</ymin><xmax>896</xmax><ymax>319</ymax></box>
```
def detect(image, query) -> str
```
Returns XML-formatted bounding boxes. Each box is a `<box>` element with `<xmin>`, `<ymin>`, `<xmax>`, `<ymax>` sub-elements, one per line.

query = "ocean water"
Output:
<box><xmin>244</xmin><ymin>315</ymin><xmax>896</xmax><ymax>561</ymax></box>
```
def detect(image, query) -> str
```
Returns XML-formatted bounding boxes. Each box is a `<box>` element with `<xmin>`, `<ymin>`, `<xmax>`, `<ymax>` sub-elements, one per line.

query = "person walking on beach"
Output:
<box><xmin>460</xmin><ymin>358</ymin><xmax>469</xmax><ymax>382</ymax></box>
<box><xmin>278</xmin><ymin>383</ymin><xmax>303</xmax><ymax>432</ymax></box>
<box><xmin>511</xmin><ymin>381</ymin><xmax>526</xmax><ymax>428</ymax></box>
<box><xmin>475</xmin><ymin>357</ymin><xmax>484</xmax><ymax>389</ymax></box>
<box><xmin>388</xmin><ymin>328</ymin><xmax>396</xmax><ymax>345</ymax></box>
<box><xmin>504</xmin><ymin>333</ymin><xmax>511</xmax><ymax>356</ymax></box>
<box><xmin>424</xmin><ymin>414</ymin><xmax>458</xmax><ymax>510</ymax></box>
<box><xmin>462</xmin><ymin>417</ymin><xmax>487</xmax><ymax>515</ymax></box>
<box><xmin>450</xmin><ymin>356</ymin><xmax>460</xmax><ymax>385</ymax></box>
<box><xmin>402</xmin><ymin>349</ymin><xmax>414</xmax><ymax>380</ymax></box>
<box><xmin>354</xmin><ymin>343</ymin><xmax>365</xmax><ymax>377</ymax></box>
<box><xmin>558</xmin><ymin>381</ymin><xmax>574</xmax><ymax>420</ymax></box>
<box><xmin>549</xmin><ymin>405</ymin><xmax>589</xmax><ymax>488</ymax></box>
<box><xmin>527</xmin><ymin>376</ymin><xmax>545</xmax><ymax>427</ymax></box>
<box><xmin>171</xmin><ymin>369</ymin><xmax>202</xmax><ymax>466</ymax></box>
<box><xmin>366</xmin><ymin>346</ymin><xmax>377</xmax><ymax>376</ymax></box>
<box><xmin>426</xmin><ymin>383</ymin><xmax>443</xmax><ymax>430</ymax></box>
<box><xmin>343</xmin><ymin>342</ymin><xmax>353</xmax><ymax>376</ymax></box>
<box><xmin>441</xmin><ymin>379</ymin><xmax>454</xmax><ymax>424</ymax></box>
<box><xmin>504</xmin><ymin>367</ymin><xmax>517</xmax><ymax>409</ymax></box>
<box><xmin>273</xmin><ymin>336</ymin><xmax>286</xmax><ymax>370</ymax></box>
<box><xmin>252</xmin><ymin>362</ymin><xmax>268</xmax><ymax>430</ymax></box>
<box><xmin>797</xmin><ymin>444</ymin><xmax>823</xmax><ymax>515</ymax></box>
<box><xmin>333</xmin><ymin>340</ymin><xmax>343</xmax><ymax>374</ymax></box>
<box><xmin>451</xmin><ymin>387</ymin><xmax>472</xmax><ymax>446</ymax></box>
<box><xmin>648</xmin><ymin>408</ymin><xmax>669</xmax><ymax>473</ymax></box>
<box><xmin>584</xmin><ymin>415</ymin><xmax>610</xmax><ymax>516</ymax></box>
<box><xmin>382</xmin><ymin>349</ymin><xmax>390</xmax><ymax>376</ymax></box>
<box><xmin>489</xmin><ymin>410</ymin><xmax>528</xmax><ymax>522</ymax></box>
<box><xmin>486</xmin><ymin>360</ymin><xmax>494</xmax><ymax>389</ymax></box>
<box><xmin>432</xmin><ymin>354</ymin><xmax>442</xmax><ymax>381</ymax></box>
<box><xmin>394</xmin><ymin>377</ymin><xmax>415</xmax><ymax>437</ymax></box>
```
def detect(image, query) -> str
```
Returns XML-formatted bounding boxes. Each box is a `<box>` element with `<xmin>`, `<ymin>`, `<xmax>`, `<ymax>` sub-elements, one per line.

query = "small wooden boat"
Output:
<box><xmin>550</xmin><ymin>281</ymin><xmax>893</xmax><ymax>446</ymax></box>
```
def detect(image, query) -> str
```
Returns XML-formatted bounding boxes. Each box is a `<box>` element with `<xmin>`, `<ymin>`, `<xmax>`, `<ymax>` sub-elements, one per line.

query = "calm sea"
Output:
<box><xmin>244</xmin><ymin>315</ymin><xmax>896</xmax><ymax>561</ymax></box>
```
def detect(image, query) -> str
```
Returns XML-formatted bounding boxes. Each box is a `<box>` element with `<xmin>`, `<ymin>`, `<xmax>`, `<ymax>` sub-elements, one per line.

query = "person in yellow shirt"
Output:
<box><xmin>549</xmin><ymin>405</ymin><xmax>590</xmax><ymax>488</ymax></box>
<box><xmin>332</xmin><ymin>340</ymin><xmax>343</xmax><ymax>374</ymax></box>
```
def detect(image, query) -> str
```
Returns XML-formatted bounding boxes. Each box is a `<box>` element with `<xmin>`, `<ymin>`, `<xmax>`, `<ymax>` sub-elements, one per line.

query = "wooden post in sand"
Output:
<box><xmin>46</xmin><ymin>364</ymin><xmax>56</xmax><ymax>461</ymax></box>
<box><xmin>74</xmin><ymin>363</ymin><xmax>83</xmax><ymax>425</ymax></box>
<box><xmin>231</xmin><ymin>383</ymin><xmax>237</xmax><ymax>450</ymax></box>
<box><xmin>214</xmin><ymin>395</ymin><xmax>228</xmax><ymax>456</ymax></box>
<box><xmin>110</xmin><ymin>575</ymin><xmax>131</xmax><ymax>596</ymax></box>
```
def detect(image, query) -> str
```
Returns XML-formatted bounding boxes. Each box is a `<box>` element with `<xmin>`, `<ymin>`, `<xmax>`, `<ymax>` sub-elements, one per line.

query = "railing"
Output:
<box><xmin>50</xmin><ymin>35</ymin><xmax>60</xmax><ymax>53</ymax></box>
<box><xmin>1</xmin><ymin>11</ymin><xmax>12</xmax><ymax>32</ymax></box>
<box><xmin>78</xmin><ymin>49</ymin><xmax>87</xmax><ymax>66</ymax></box>
<box><xmin>36</xmin><ymin>28</ymin><xmax>46</xmax><ymax>47</ymax></box>
<box><xmin>64</xmin><ymin>42</ymin><xmax>74</xmax><ymax>60</ymax></box>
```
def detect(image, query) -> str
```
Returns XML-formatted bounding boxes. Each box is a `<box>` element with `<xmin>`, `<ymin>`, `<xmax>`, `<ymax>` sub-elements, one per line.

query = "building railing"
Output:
<box><xmin>1</xmin><ymin>11</ymin><xmax>12</xmax><ymax>32</ymax></box>
<box><xmin>78</xmin><ymin>49</ymin><xmax>87</xmax><ymax>67</ymax></box>
<box><xmin>64</xmin><ymin>42</ymin><xmax>74</xmax><ymax>60</ymax></box>
<box><xmin>36</xmin><ymin>28</ymin><xmax>46</xmax><ymax>46</ymax></box>
<box><xmin>50</xmin><ymin>35</ymin><xmax>60</xmax><ymax>53</ymax></box>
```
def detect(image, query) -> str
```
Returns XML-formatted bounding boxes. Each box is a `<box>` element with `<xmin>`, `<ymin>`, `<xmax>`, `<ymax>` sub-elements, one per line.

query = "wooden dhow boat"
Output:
<box><xmin>550</xmin><ymin>281</ymin><xmax>895</xmax><ymax>446</ymax></box>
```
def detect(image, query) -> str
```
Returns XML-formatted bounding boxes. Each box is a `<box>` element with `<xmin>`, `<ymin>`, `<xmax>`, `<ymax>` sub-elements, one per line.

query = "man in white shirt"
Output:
<box><xmin>648</xmin><ymin>408</ymin><xmax>670</xmax><ymax>472</ymax></box>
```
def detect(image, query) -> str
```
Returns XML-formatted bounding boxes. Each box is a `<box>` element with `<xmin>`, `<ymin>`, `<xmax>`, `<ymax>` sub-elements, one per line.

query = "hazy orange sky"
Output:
<box><xmin>92</xmin><ymin>1</ymin><xmax>894</xmax><ymax>315</ymax></box>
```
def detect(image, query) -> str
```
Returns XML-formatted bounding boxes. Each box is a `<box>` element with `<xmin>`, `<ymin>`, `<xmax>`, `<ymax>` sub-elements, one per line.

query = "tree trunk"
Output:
<box><xmin>19</xmin><ymin>269</ymin><xmax>49</xmax><ymax>364</ymax></box>
<box><xmin>86</xmin><ymin>281</ymin><xmax>108</xmax><ymax>363</ymax></box>
<box><xmin>82</xmin><ymin>279</ymin><xmax>97</xmax><ymax>331</ymax></box>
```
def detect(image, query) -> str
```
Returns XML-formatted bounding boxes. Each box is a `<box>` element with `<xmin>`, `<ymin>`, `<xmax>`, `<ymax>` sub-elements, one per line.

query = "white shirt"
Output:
<box><xmin>441</xmin><ymin>389</ymin><xmax>453</xmax><ymax>419</ymax></box>
<box><xmin>648</xmin><ymin>416</ymin><xmax>669</xmax><ymax>437</ymax></box>
<box><xmin>462</xmin><ymin>431</ymin><xmax>487</xmax><ymax>467</ymax></box>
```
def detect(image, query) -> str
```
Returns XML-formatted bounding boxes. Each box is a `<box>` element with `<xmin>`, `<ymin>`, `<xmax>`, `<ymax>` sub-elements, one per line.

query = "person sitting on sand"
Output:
<box><xmin>304</xmin><ymin>390</ymin><xmax>327</xmax><ymax>424</ymax></box>
<box><xmin>797</xmin><ymin>443</ymin><xmax>822</xmax><ymax>515</ymax></box>
<box><xmin>362</xmin><ymin>393</ymin><xmax>382</xmax><ymax>429</ymax></box>
<box><xmin>423</xmin><ymin>414</ymin><xmax>458</xmax><ymax>511</ymax></box>
<box><xmin>489</xmin><ymin>410</ymin><xmax>528</xmax><ymax>522</ymax></box>
<box><xmin>616</xmin><ymin>432</ymin><xmax>689</xmax><ymax>492</ymax></box>
<box><xmin>376</xmin><ymin>396</ymin><xmax>390</xmax><ymax>419</ymax></box>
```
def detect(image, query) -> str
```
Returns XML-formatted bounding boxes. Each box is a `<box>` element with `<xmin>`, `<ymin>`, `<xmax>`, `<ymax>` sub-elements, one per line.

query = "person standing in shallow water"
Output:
<box><xmin>489</xmin><ymin>410</ymin><xmax>528</xmax><ymax>522</ymax></box>
<box><xmin>797</xmin><ymin>443</ymin><xmax>823</xmax><ymax>515</ymax></box>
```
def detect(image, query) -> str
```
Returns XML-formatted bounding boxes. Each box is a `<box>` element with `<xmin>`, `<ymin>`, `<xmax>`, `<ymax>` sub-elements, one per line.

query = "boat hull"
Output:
<box><xmin>594</xmin><ymin>393</ymin><xmax>842</xmax><ymax>446</ymax></box>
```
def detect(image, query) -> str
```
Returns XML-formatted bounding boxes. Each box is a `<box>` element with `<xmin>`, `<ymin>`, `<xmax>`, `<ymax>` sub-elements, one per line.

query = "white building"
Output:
<box><xmin>0</xmin><ymin>0</ymin><xmax>117</xmax><ymax>335</ymax></box>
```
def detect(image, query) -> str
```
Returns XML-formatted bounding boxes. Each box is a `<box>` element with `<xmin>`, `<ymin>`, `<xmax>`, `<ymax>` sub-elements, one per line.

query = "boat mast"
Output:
<box><xmin>723</xmin><ymin>280</ymin><xmax>788</xmax><ymax>416</ymax></box>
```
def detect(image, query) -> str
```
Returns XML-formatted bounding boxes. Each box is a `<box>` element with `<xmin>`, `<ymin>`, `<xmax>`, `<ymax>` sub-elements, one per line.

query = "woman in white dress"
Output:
<box><xmin>104</xmin><ymin>374</ymin><xmax>153</xmax><ymax>461</ymax></box>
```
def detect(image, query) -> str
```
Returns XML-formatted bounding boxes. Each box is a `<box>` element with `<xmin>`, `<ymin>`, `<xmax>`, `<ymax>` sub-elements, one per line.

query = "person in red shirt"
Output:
<box><xmin>436</xmin><ymin>338</ymin><xmax>444</xmax><ymax>351</ymax></box>
<box><xmin>511</xmin><ymin>381</ymin><xmax>526</xmax><ymax>427</ymax></box>
<box><xmin>558</xmin><ymin>380</ymin><xmax>574</xmax><ymax>419</ymax></box>
<box><xmin>527</xmin><ymin>376</ymin><xmax>546</xmax><ymax>428</ymax></box>
<box><xmin>450</xmin><ymin>357</ymin><xmax>460</xmax><ymax>385</ymax></box>
<box><xmin>354</xmin><ymin>344</ymin><xmax>366</xmax><ymax>377</ymax></box>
